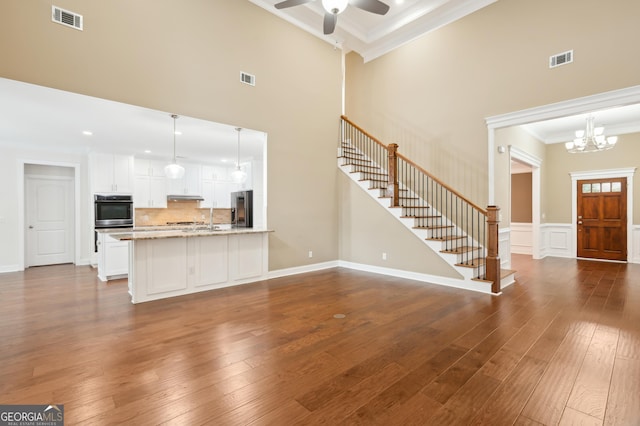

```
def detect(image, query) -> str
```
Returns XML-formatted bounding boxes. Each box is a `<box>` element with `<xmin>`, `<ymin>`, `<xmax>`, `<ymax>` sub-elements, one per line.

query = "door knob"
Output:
<box><xmin>28</xmin><ymin>225</ymin><xmax>34</xmax><ymax>229</ymax></box>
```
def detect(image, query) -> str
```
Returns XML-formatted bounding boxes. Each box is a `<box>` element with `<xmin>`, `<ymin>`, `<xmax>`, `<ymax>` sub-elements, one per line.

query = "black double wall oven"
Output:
<box><xmin>94</xmin><ymin>194</ymin><xmax>133</xmax><ymax>252</ymax></box>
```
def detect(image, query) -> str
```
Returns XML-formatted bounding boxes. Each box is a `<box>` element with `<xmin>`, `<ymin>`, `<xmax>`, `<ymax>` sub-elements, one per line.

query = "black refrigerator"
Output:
<box><xmin>231</xmin><ymin>190</ymin><xmax>253</xmax><ymax>228</ymax></box>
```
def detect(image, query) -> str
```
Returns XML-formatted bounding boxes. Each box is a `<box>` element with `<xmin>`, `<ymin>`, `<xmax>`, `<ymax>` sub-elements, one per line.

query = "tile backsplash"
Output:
<box><xmin>135</xmin><ymin>201</ymin><xmax>232</xmax><ymax>226</ymax></box>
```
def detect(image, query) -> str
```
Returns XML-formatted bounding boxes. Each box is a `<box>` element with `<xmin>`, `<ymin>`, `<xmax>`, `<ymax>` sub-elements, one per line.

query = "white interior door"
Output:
<box><xmin>26</xmin><ymin>177</ymin><xmax>74</xmax><ymax>267</ymax></box>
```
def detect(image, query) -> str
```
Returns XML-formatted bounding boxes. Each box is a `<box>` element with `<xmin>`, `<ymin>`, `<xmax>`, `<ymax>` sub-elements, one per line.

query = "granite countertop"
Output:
<box><xmin>107</xmin><ymin>227</ymin><xmax>273</xmax><ymax>241</ymax></box>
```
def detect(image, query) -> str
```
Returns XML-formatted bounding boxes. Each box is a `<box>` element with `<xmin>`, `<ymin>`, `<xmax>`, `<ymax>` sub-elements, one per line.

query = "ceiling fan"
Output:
<box><xmin>275</xmin><ymin>0</ymin><xmax>390</xmax><ymax>35</ymax></box>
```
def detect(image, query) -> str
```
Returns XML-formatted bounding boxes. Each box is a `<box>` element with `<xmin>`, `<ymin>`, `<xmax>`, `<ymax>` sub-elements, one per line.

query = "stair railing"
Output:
<box><xmin>340</xmin><ymin>115</ymin><xmax>501</xmax><ymax>293</ymax></box>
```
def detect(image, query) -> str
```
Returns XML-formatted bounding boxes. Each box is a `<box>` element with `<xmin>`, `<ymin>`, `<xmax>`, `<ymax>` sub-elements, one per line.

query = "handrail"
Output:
<box><xmin>395</xmin><ymin>152</ymin><xmax>487</xmax><ymax>215</ymax></box>
<box><xmin>342</xmin><ymin>115</ymin><xmax>486</xmax><ymax>215</ymax></box>
<box><xmin>341</xmin><ymin>115</ymin><xmax>387</xmax><ymax>150</ymax></box>
<box><xmin>339</xmin><ymin>115</ymin><xmax>500</xmax><ymax>290</ymax></box>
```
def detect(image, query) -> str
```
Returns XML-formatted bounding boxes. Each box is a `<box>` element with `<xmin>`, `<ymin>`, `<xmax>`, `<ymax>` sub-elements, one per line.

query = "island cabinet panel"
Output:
<box><xmin>189</xmin><ymin>236</ymin><xmax>229</xmax><ymax>287</ymax></box>
<box><xmin>230</xmin><ymin>233</ymin><xmax>264</xmax><ymax>280</ymax></box>
<box><xmin>132</xmin><ymin>238</ymin><xmax>188</xmax><ymax>299</ymax></box>
<box><xmin>127</xmin><ymin>231</ymin><xmax>270</xmax><ymax>304</ymax></box>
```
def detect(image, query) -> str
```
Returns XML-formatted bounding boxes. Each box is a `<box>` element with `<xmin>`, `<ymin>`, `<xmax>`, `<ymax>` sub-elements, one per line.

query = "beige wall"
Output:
<box><xmin>545</xmin><ymin>133</ymin><xmax>640</xmax><ymax>224</ymax></box>
<box><xmin>345</xmin><ymin>0</ymin><xmax>640</xmax><ymax>209</ymax></box>
<box><xmin>338</xmin><ymin>173</ymin><xmax>460</xmax><ymax>278</ymax></box>
<box><xmin>0</xmin><ymin>1</ymin><xmax>342</xmax><ymax>270</ymax></box>
<box><xmin>511</xmin><ymin>173</ymin><xmax>532</xmax><ymax>223</ymax></box>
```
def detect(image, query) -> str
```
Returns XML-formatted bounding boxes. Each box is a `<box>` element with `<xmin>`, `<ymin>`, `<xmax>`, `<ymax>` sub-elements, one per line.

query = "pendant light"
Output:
<box><xmin>231</xmin><ymin>127</ymin><xmax>247</xmax><ymax>183</ymax></box>
<box><xmin>164</xmin><ymin>114</ymin><xmax>185</xmax><ymax>179</ymax></box>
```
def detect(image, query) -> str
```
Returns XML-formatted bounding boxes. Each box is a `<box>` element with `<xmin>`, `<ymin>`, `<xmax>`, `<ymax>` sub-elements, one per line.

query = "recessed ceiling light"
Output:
<box><xmin>174</xmin><ymin>131</ymin><xmax>182</xmax><ymax>135</ymax></box>
<box><xmin>221</xmin><ymin>158</ymin><xmax>227</xmax><ymax>163</ymax></box>
<box><xmin>144</xmin><ymin>150</ymin><xmax>151</xmax><ymax>154</ymax></box>
<box><xmin>82</xmin><ymin>130</ymin><xmax>93</xmax><ymax>136</ymax></box>
<box><xmin>395</xmin><ymin>0</ymin><xmax>404</xmax><ymax>4</ymax></box>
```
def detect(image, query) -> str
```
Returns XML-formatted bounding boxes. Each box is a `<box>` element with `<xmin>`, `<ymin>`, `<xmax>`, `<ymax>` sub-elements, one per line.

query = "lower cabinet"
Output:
<box><xmin>97</xmin><ymin>233</ymin><xmax>129</xmax><ymax>281</ymax></box>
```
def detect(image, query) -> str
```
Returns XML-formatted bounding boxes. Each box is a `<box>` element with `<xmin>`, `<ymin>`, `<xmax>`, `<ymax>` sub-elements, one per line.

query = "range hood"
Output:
<box><xmin>167</xmin><ymin>194</ymin><xmax>204</xmax><ymax>202</ymax></box>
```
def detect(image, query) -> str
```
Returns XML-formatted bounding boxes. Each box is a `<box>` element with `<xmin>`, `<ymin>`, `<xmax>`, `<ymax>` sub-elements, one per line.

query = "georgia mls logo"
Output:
<box><xmin>0</xmin><ymin>404</ymin><xmax>64</xmax><ymax>426</ymax></box>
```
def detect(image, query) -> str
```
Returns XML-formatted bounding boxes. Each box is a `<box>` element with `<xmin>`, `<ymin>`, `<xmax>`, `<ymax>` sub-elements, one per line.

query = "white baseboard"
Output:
<box><xmin>0</xmin><ymin>264</ymin><xmax>22</xmax><ymax>273</ymax></box>
<box><xmin>267</xmin><ymin>261</ymin><xmax>339</xmax><ymax>280</ymax></box>
<box><xmin>268</xmin><ymin>260</ymin><xmax>496</xmax><ymax>295</ymax></box>
<box><xmin>337</xmin><ymin>261</ymin><xmax>495</xmax><ymax>295</ymax></box>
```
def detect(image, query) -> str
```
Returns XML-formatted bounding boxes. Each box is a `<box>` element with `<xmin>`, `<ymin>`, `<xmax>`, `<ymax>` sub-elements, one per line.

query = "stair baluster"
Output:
<box><xmin>339</xmin><ymin>115</ymin><xmax>502</xmax><ymax>293</ymax></box>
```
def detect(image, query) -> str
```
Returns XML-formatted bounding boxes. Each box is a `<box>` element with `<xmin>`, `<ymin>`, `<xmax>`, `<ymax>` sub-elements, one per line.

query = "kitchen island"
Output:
<box><xmin>109</xmin><ymin>228</ymin><xmax>272</xmax><ymax>304</ymax></box>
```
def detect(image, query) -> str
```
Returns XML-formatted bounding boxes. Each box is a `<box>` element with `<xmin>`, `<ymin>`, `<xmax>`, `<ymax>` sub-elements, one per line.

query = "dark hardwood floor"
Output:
<box><xmin>1</xmin><ymin>255</ymin><xmax>639</xmax><ymax>425</ymax></box>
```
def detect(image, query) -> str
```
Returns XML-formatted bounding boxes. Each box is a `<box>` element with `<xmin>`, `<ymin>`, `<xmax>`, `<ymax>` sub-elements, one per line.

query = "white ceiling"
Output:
<box><xmin>249</xmin><ymin>0</ymin><xmax>497</xmax><ymax>62</ymax></box>
<box><xmin>0</xmin><ymin>78</ymin><xmax>265</xmax><ymax>166</ymax></box>
<box><xmin>522</xmin><ymin>103</ymin><xmax>640</xmax><ymax>145</ymax></box>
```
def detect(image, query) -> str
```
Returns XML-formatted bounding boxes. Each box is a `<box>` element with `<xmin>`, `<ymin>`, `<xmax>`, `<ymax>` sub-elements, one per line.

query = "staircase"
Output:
<box><xmin>338</xmin><ymin>116</ymin><xmax>515</xmax><ymax>294</ymax></box>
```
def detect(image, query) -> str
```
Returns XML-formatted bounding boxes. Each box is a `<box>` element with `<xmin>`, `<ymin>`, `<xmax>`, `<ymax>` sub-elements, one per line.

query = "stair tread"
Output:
<box><xmin>351</xmin><ymin>171</ymin><xmax>388</xmax><ymax>177</ymax></box>
<box><xmin>400</xmin><ymin>215</ymin><xmax>440</xmax><ymax>219</ymax></box>
<box><xmin>413</xmin><ymin>225</ymin><xmax>453</xmax><ymax>230</ymax></box>
<box><xmin>455</xmin><ymin>258</ymin><xmax>486</xmax><ymax>268</ymax></box>
<box><xmin>359</xmin><ymin>178</ymin><xmax>387</xmax><ymax>183</ymax></box>
<box><xmin>441</xmin><ymin>246</ymin><xmax>480</xmax><ymax>254</ymax></box>
<box><xmin>501</xmin><ymin>269</ymin><xmax>516</xmax><ymax>278</ymax></box>
<box><xmin>391</xmin><ymin>206</ymin><xmax>430</xmax><ymax>209</ymax></box>
<box><xmin>339</xmin><ymin>157</ymin><xmax>371</xmax><ymax>162</ymax></box>
<box><xmin>427</xmin><ymin>235</ymin><xmax>466</xmax><ymax>241</ymax></box>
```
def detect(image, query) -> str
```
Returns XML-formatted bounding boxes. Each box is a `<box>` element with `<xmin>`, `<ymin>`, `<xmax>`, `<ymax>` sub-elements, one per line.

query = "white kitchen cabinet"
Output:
<box><xmin>213</xmin><ymin>181</ymin><xmax>239</xmax><ymax>208</ymax></box>
<box><xmin>135</xmin><ymin>159</ymin><xmax>167</xmax><ymax>177</ymax></box>
<box><xmin>90</xmin><ymin>153</ymin><xmax>134</xmax><ymax>193</ymax></box>
<box><xmin>97</xmin><ymin>232</ymin><xmax>129</xmax><ymax>281</ymax></box>
<box><xmin>167</xmin><ymin>164</ymin><xmax>201</xmax><ymax>196</ymax></box>
<box><xmin>201</xmin><ymin>179</ymin><xmax>215</xmax><ymax>208</ymax></box>
<box><xmin>134</xmin><ymin>176</ymin><xmax>167</xmax><ymax>208</ymax></box>
<box><xmin>201</xmin><ymin>165</ymin><xmax>245</xmax><ymax>208</ymax></box>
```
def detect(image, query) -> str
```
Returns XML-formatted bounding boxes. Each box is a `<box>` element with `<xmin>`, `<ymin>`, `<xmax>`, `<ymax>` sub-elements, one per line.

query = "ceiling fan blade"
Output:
<box><xmin>323</xmin><ymin>12</ymin><xmax>337</xmax><ymax>34</ymax></box>
<box><xmin>350</xmin><ymin>0</ymin><xmax>390</xmax><ymax>15</ymax></box>
<box><xmin>274</xmin><ymin>0</ymin><xmax>314</xmax><ymax>10</ymax></box>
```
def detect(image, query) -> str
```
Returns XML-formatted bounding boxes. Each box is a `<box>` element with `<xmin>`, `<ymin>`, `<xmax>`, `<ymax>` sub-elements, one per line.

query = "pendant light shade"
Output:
<box><xmin>231</xmin><ymin>127</ymin><xmax>247</xmax><ymax>183</ymax></box>
<box><xmin>165</xmin><ymin>114</ymin><xmax>185</xmax><ymax>179</ymax></box>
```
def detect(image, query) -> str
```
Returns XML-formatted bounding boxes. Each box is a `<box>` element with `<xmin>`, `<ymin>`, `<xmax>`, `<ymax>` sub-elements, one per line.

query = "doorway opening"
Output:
<box><xmin>510</xmin><ymin>159</ymin><xmax>533</xmax><ymax>256</ymax></box>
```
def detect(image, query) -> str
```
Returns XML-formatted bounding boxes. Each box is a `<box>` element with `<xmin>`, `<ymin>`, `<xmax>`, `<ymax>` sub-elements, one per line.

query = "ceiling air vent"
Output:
<box><xmin>52</xmin><ymin>6</ymin><xmax>83</xmax><ymax>31</ymax></box>
<box><xmin>240</xmin><ymin>72</ymin><xmax>256</xmax><ymax>86</ymax></box>
<box><xmin>549</xmin><ymin>50</ymin><xmax>573</xmax><ymax>68</ymax></box>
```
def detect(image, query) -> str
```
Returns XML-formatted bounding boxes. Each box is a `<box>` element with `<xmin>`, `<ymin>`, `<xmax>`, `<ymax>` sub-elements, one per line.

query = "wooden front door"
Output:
<box><xmin>577</xmin><ymin>178</ymin><xmax>627</xmax><ymax>261</ymax></box>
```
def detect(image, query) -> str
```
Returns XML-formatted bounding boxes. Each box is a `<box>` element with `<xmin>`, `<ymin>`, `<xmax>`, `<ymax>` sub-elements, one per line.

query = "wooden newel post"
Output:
<box><xmin>388</xmin><ymin>143</ymin><xmax>399</xmax><ymax>207</ymax></box>
<box><xmin>486</xmin><ymin>205</ymin><xmax>501</xmax><ymax>294</ymax></box>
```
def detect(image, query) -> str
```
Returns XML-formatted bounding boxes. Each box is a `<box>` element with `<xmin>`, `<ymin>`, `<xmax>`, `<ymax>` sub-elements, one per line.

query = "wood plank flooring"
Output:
<box><xmin>0</xmin><ymin>254</ymin><xmax>639</xmax><ymax>425</ymax></box>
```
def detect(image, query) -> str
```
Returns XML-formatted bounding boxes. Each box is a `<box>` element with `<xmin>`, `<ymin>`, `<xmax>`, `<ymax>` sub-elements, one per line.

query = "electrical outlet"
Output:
<box><xmin>308</xmin><ymin>250</ymin><xmax>313</xmax><ymax>258</ymax></box>
<box><xmin>382</xmin><ymin>252</ymin><xmax>387</xmax><ymax>260</ymax></box>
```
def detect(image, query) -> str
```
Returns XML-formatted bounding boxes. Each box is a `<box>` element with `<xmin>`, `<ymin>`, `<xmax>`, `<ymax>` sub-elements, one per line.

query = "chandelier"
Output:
<box><xmin>565</xmin><ymin>115</ymin><xmax>617</xmax><ymax>153</ymax></box>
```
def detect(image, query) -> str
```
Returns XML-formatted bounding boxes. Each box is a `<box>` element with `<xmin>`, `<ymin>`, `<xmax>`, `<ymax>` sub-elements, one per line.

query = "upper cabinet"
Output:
<box><xmin>133</xmin><ymin>159</ymin><xmax>168</xmax><ymax>208</ymax></box>
<box><xmin>167</xmin><ymin>164</ymin><xmax>201</xmax><ymax>196</ymax></box>
<box><xmin>90</xmin><ymin>153</ymin><xmax>134</xmax><ymax>194</ymax></box>
<box><xmin>134</xmin><ymin>159</ymin><xmax>167</xmax><ymax>177</ymax></box>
